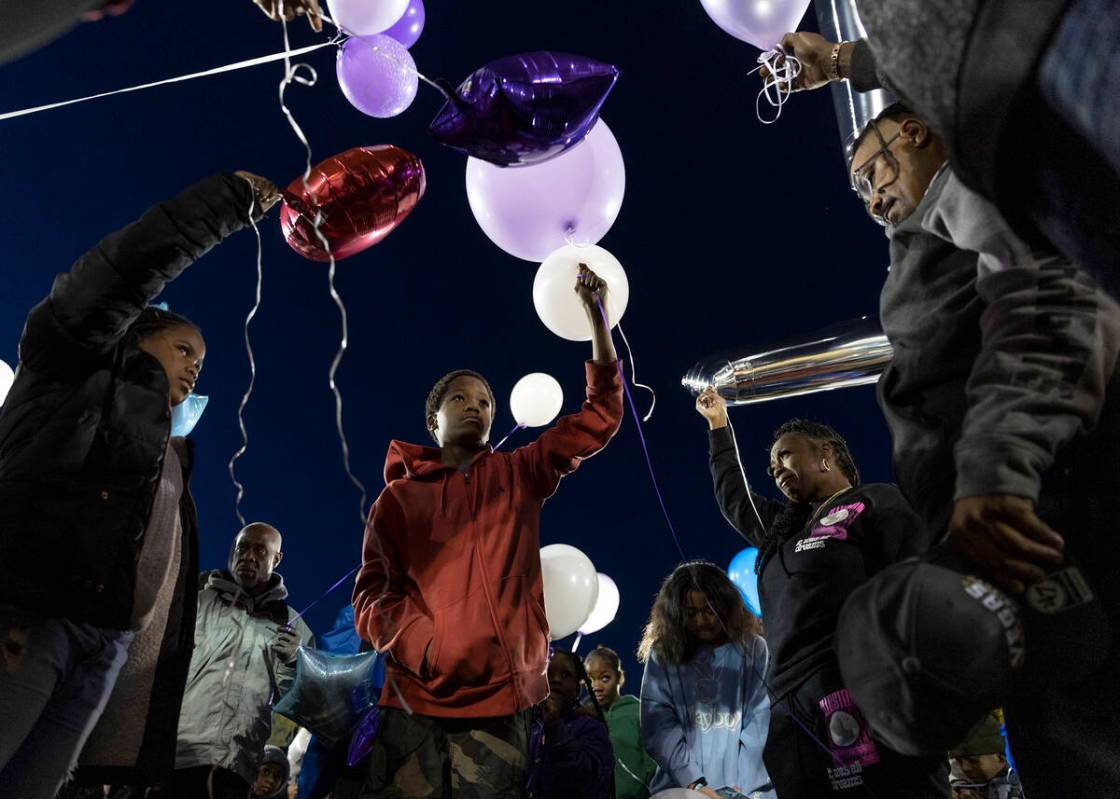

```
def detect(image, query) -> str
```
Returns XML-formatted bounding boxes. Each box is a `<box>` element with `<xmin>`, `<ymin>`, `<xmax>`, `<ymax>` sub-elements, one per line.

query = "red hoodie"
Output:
<box><xmin>353</xmin><ymin>361</ymin><xmax>624</xmax><ymax>718</ymax></box>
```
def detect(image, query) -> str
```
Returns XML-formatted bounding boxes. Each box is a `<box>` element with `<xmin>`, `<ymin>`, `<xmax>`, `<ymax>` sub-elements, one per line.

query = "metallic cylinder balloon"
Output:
<box><xmin>813</xmin><ymin>0</ymin><xmax>896</xmax><ymax>160</ymax></box>
<box><xmin>681</xmin><ymin>316</ymin><xmax>893</xmax><ymax>406</ymax></box>
<box><xmin>280</xmin><ymin>145</ymin><xmax>426</xmax><ymax>262</ymax></box>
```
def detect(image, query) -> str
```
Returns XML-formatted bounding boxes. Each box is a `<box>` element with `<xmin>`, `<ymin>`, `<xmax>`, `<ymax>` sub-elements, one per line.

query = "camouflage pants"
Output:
<box><xmin>361</xmin><ymin>707</ymin><xmax>529</xmax><ymax>799</ymax></box>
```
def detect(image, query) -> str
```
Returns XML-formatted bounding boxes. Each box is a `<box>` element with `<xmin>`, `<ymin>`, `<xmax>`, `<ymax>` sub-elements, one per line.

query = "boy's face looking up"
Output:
<box><xmin>430</xmin><ymin>375</ymin><xmax>494</xmax><ymax>448</ymax></box>
<box><xmin>254</xmin><ymin>762</ymin><xmax>285</xmax><ymax>796</ymax></box>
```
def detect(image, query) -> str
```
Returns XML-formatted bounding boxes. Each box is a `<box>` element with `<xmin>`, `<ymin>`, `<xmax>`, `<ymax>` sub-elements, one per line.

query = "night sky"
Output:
<box><xmin>0</xmin><ymin>1</ymin><xmax>895</xmax><ymax>685</ymax></box>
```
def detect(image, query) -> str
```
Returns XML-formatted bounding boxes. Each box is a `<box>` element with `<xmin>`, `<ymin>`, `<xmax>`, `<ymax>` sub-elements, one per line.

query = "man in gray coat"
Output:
<box><xmin>166</xmin><ymin>522</ymin><xmax>313</xmax><ymax>799</ymax></box>
<box><xmin>849</xmin><ymin>101</ymin><xmax>1120</xmax><ymax>794</ymax></box>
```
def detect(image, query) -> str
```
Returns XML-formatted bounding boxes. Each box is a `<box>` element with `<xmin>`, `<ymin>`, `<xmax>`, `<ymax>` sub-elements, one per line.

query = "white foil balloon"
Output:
<box><xmin>533</xmin><ymin>243</ymin><xmax>629</xmax><ymax>342</ymax></box>
<box><xmin>509</xmin><ymin>373</ymin><xmax>564</xmax><ymax>428</ymax></box>
<box><xmin>0</xmin><ymin>359</ymin><xmax>14</xmax><ymax>406</ymax></box>
<box><xmin>540</xmin><ymin>543</ymin><xmax>599</xmax><ymax>640</ymax></box>
<box><xmin>579</xmin><ymin>573</ymin><xmax>620</xmax><ymax>635</ymax></box>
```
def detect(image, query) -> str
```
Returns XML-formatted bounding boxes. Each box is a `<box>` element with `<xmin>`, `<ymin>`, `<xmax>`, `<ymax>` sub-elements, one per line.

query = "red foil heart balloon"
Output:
<box><xmin>280</xmin><ymin>145</ymin><xmax>426</xmax><ymax>262</ymax></box>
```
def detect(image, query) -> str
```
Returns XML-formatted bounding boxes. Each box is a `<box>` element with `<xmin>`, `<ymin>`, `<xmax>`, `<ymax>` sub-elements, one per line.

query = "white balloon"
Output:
<box><xmin>328</xmin><ymin>0</ymin><xmax>409</xmax><ymax>35</ymax></box>
<box><xmin>0</xmin><ymin>359</ymin><xmax>13</xmax><ymax>406</ymax></box>
<box><xmin>540</xmin><ymin>544</ymin><xmax>599</xmax><ymax>640</ymax></box>
<box><xmin>509</xmin><ymin>372</ymin><xmax>564</xmax><ymax>428</ymax></box>
<box><xmin>578</xmin><ymin>573</ymin><xmax>620</xmax><ymax>634</ymax></box>
<box><xmin>533</xmin><ymin>243</ymin><xmax>630</xmax><ymax>342</ymax></box>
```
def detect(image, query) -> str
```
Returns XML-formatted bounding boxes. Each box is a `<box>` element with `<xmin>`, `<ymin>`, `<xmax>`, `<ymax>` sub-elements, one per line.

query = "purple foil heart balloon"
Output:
<box><xmin>429</xmin><ymin>52</ymin><xmax>619</xmax><ymax>167</ymax></box>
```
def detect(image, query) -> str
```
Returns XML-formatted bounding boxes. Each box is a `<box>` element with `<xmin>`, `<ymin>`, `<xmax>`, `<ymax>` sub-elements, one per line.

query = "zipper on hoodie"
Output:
<box><xmin>462</xmin><ymin>469</ymin><xmax>477</xmax><ymax>520</ymax></box>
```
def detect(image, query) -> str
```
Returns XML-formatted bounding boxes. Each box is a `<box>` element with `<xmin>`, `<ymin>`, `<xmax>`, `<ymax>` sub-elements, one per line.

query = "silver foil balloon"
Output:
<box><xmin>813</xmin><ymin>0</ymin><xmax>896</xmax><ymax>160</ymax></box>
<box><xmin>273</xmin><ymin>648</ymin><xmax>384</xmax><ymax>747</ymax></box>
<box><xmin>681</xmin><ymin>316</ymin><xmax>892</xmax><ymax>406</ymax></box>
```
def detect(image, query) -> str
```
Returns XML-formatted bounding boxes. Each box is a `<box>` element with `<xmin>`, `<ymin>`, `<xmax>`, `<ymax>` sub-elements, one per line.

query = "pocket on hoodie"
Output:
<box><xmin>429</xmin><ymin>587</ymin><xmax>506</xmax><ymax>685</ymax></box>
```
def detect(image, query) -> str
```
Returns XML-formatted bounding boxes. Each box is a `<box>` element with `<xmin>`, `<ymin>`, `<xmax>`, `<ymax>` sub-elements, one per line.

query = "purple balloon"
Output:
<box><xmin>383</xmin><ymin>0</ymin><xmax>425</xmax><ymax>48</ymax></box>
<box><xmin>430</xmin><ymin>52</ymin><xmax>619</xmax><ymax>167</ymax></box>
<box><xmin>465</xmin><ymin>119</ymin><xmax>626</xmax><ymax>262</ymax></box>
<box><xmin>336</xmin><ymin>34</ymin><xmax>418</xmax><ymax>119</ymax></box>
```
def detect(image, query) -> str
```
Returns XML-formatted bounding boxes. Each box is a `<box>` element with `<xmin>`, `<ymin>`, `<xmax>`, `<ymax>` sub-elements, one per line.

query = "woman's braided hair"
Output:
<box><xmin>756</xmin><ymin>419</ymin><xmax>860</xmax><ymax>575</ymax></box>
<box><xmin>550</xmin><ymin>648</ymin><xmax>606</xmax><ymax>722</ymax></box>
<box><xmin>126</xmin><ymin>306</ymin><xmax>200</xmax><ymax>344</ymax></box>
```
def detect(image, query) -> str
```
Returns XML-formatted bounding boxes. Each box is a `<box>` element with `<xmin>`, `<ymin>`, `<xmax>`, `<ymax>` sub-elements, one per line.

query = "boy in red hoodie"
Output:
<box><xmin>353</xmin><ymin>265</ymin><xmax>623</xmax><ymax>798</ymax></box>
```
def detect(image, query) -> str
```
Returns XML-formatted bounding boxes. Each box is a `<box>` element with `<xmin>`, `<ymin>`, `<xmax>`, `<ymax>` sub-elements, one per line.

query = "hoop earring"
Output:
<box><xmin>821</xmin><ymin>460</ymin><xmax>831</xmax><ymax>472</ymax></box>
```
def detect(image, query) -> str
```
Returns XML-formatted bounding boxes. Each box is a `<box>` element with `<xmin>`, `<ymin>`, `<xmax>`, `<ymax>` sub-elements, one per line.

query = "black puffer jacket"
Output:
<box><xmin>0</xmin><ymin>172</ymin><xmax>254</xmax><ymax>631</ymax></box>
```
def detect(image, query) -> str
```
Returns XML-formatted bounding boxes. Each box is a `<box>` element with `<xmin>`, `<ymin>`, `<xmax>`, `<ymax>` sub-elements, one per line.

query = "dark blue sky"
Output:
<box><xmin>0</xmin><ymin>1</ymin><xmax>893</xmax><ymax>683</ymax></box>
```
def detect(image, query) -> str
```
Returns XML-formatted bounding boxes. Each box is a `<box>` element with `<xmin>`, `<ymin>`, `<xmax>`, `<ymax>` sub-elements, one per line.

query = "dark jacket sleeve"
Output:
<box><xmin>542</xmin><ymin>714</ymin><xmax>615</xmax><ymax>797</ymax></box>
<box><xmin>864</xmin><ymin>484</ymin><xmax>934</xmax><ymax>572</ymax></box>
<box><xmin>20</xmin><ymin>172</ymin><xmax>255</xmax><ymax>369</ymax></box>
<box><xmin>709</xmin><ymin>426</ymin><xmax>782</xmax><ymax>547</ymax></box>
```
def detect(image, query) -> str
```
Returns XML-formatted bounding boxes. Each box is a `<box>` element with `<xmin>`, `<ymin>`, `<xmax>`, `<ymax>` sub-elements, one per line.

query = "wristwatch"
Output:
<box><xmin>827</xmin><ymin>41</ymin><xmax>846</xmax><ymax>81</ymax></box>
<box><xmin>688</xmin><ymin>777</ymin><xmax>708</xmax><ymax>790</ymax></box>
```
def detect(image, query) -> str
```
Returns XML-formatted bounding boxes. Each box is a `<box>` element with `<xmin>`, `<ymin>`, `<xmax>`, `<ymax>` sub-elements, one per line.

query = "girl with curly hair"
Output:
<box><xmin>637</xmin><ymin>561</ymin><xmax>772</xmax><ymax>799</ymax></box>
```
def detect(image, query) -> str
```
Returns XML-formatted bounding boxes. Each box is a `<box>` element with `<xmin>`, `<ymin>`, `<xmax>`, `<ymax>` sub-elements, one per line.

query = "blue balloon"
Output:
<box><xmin>728</xmin><ymin>547</ymin><xmax>761</xmax><ymax>617</ymax></box>
<box><xmin>429</xmin><ymin>52</ymin><xmax>619</xmax><ymax>167</ymax></box>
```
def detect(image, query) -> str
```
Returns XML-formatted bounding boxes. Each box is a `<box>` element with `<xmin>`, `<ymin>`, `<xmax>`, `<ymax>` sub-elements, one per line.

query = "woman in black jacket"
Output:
<box><xmin>695</xmin><ymin>388</ymin><xmax>947</xmax><ymax>798</ymax></box>
<box><xmin>0</xmin><ymin>170</ymin><xmax>279</xmax><ymax>799</ymax></box>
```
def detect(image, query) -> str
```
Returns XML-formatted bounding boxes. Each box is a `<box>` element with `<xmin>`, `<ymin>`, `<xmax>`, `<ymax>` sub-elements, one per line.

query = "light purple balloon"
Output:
<box><xmin>383</xmin><ymin>0</ymin><xmax>425</xmax><ymax>48</ymax></box>
<box><xmin>336</xmin><ymin>34</ymin><xmax>418</xmax><ymax>119</ymax></box>
<box><xmin>465</xmin><ymin>120</ymin><xmax>626</xmax><ymax>262</ymax></box>
<box><xmin>698</xmin><ymin>0</ymin><xmax>812</xmax><ymax>50</ymax></box>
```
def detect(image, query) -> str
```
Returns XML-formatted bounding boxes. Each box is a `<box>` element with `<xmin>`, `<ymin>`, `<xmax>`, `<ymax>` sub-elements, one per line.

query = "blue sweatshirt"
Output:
<box><xmin>640</xmin><ymin>636</ymin><xmax>773</xmax><ymax>797</ymax></box>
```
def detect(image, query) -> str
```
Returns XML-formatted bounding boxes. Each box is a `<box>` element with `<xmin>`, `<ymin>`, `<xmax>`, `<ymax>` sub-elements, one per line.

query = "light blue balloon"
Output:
<box><xmin>728</xmin><ymin>547</ymin><xmax>761</xmax><ymax>617</ymax></box>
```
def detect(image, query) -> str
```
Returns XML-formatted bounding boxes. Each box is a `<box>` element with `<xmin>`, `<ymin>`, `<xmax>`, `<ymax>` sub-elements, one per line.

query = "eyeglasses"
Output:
<box><xmin>850</xmin><ymin>121</ymin><xmax>902</xmax><ymax>226</ymax></box>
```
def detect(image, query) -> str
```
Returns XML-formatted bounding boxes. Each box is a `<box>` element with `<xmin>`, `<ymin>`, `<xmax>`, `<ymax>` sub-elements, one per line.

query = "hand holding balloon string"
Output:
<box><xmin>749</xmin><ymin>44</ymin><xmax>802</xmax><ymax>124</ymax></box>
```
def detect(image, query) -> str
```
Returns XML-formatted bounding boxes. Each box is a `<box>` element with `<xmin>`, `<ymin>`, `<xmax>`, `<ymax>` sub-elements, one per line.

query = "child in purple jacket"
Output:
<box><xmin>525</xmin><ymin>650</ymin><xmax>614</xmax><ymax>799</ymax></box>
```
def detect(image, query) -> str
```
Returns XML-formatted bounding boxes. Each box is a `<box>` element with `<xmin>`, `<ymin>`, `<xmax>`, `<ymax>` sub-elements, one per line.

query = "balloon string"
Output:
<box><xmin>227</xmin><ymin>185</ymin><xmax>265</xmax><ymax>527</ymax></box>
<box><xmin>594</xmin><ymin>295</ymin><xmax>858</xmax><ymax>775</ymax></box>
<box><xmin>724</xmin><ymin>415</ymin><xmax>771</xmax><ymax>538</ymax></box>
<box><xmin>571</xmin><ymin>632</ymin><xmax>583</xmax><ymax>653</ymax></box>
<box><xmin>276</xmin><ymin>12</ymin><xmax>369</xmax><ymax>521</ymax></box>
<box><xmin>749</xmin><ymin>45</ymin><xmax>802</xmax><ymax>124</ymax></box>
<box><xmin>276</xmin><ymin>4</ymin><xmax>414</xmax><ymax>716</ymax></box>
<box><xmin>284</xmin><ymin>564</ymin><xmax>361</xmax><ymax>631</ymax></box>
<box><xmin>492</xmin><ymin>422</ymin><xmax>526</xmax><ymax>452</ymax></box>
<box><xmin>615</xmin><ymin>321</ymin><xmax>656</xmax><ymax>422</ymax></box>
<box><xmin>0</xmin><ymin>42</ymin><xmax>333</xmax><ymax>123</ymax></box>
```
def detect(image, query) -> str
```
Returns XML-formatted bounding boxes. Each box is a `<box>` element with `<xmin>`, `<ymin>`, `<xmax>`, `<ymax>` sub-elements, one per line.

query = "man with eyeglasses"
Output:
<box><xmin>850</xmin><ymin>102</ymin><xmax>1120</xmax><ymax>796</ymax></box>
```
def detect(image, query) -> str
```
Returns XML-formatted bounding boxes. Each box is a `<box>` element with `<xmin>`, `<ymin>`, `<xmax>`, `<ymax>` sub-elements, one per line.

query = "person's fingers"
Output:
<box><xmin>992</xmin><ymin>518</ymin><xmax>1065</xmax><ymax>565</ymax></box>
<box><xmin>306</xmin><ymin>0</ymin><xmax>323</xmax><ymax>31</ymax></box>
<box><xmin>1014</xmin><ymin>509</ymin><xmax>1065</xmax><ymax>550</ymax></box>
<box><xmin>780</xmin><ymin>32</ymin><xmax>798</xmax><ymax>55</ymax></box>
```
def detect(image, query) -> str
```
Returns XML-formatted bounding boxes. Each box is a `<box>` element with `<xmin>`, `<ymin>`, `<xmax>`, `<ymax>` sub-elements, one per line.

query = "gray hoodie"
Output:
<box><xmin>175</xmin><ymin>570</ymin><xmax>314</xmax><ymax>784</ymax></box>
<box><xmin>877</xmin><ymin>165</ymin><xmax>1120</xmax><ymax>534</ymax></box>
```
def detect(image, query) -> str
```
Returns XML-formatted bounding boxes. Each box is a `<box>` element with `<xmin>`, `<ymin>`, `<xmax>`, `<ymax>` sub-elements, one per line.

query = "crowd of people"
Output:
<box><xmin>2</xmin><ymin>0</ymin><xmax>1119</xmax><ymax>797</ymax></box>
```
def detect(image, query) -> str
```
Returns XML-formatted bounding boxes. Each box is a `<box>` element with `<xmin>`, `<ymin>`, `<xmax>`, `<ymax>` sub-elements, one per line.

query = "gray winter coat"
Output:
<box><xmin>175</xmin><ymin>570</ymin><xmax>314</xmax><ymax>784</ymax></box>
<box><xmin>877</xmin><ymin>164</ymin><xmax>1120</xmax><ymax>533</ymax></box>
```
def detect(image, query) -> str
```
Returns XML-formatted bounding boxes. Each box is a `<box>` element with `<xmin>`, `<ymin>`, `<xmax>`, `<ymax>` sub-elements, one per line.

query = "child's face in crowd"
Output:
<box><xmin>684</xmin><ymin>591</ymin><xmax>723</xmax><ymax>643</ymax></box>
<box><xmin>547</xmin><ymin>654</ymin><xmax>582</xmax><ymax>710</ymax></box>
<box><xmin>953</xmin><ymin>753</ymin><xmax>1006</xmax><ymax>784</ymax></box>
<box><xmin>585</xmin><ymin>655</ymin><xmax>621</xmax><ymax>707</ymax></box>
<box><xmin>769</xmin><ymin>433</ymin><xmax>827</xmax><ymax>503</ymax></box>
<box><xmin>137</xmin><ymin>323</ymin><xmax>206</xmax><ymax>407</ymax></box>
<box><xmin>432</xmin><ymin>376</ymin><xmax>493</xmax><ymax>447</ymax></box>
<box><xmin>254</xmin><ymin>762</ymin><xmax>285</xmax><ymax>796</ymax></box>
